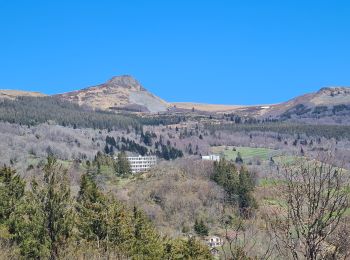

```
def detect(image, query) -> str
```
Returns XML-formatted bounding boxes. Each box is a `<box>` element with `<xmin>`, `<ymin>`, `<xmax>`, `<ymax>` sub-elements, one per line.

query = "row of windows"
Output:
<box><xmin>130</xmin><ymin>161</ymin><xmax>155</xmax><ymax>164</ymax></box>
<box><xmin>128</xmin><ymin>157</ymin><xmax>156</xmax><ymax>160</ymax></box>
<box><xmin>130</xmin><ymin>161</ymin><xmax>156</xmax><ymax>164</ymax></box>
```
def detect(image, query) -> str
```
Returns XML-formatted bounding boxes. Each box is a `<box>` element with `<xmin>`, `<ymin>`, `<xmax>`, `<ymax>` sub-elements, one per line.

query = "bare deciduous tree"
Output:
<box><xmin>267</xmin><ymin>159</ymin><xmax>349</xmax><ymax>260</ymax></box>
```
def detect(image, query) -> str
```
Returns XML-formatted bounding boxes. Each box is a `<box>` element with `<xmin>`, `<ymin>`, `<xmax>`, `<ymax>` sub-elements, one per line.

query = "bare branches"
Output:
<box><xmin>266</xmin><ymin>158</ymin><xmax>349</xmax><ymax>260</ymax></box>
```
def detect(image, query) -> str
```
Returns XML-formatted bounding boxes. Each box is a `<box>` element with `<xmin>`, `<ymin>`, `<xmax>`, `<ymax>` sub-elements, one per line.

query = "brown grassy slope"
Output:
<box><xmin>0</xmin><ymin>90</ymin><xmax>47</xmax><ymax>99</ymax></box>
<box><xmin>172</xmin><ymin>102</ymin><xmax>243</xmax><ymax>112</ymax></box>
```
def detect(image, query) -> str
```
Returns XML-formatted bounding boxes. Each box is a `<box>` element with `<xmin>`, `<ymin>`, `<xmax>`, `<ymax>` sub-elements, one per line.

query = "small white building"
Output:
<box><xmin>206</xmin><ymin>235</ymin><xmax>223</xmax><ymax>248</ymax></box>
<box><xmin>127</xmin><ymin>155</ymin><xmax>157</xmax><ymax>173</ymax></box>
<box><xmin>201</xmin><ymin>154</ymin><xmax>220</xmax><ymax>162</ymax></box>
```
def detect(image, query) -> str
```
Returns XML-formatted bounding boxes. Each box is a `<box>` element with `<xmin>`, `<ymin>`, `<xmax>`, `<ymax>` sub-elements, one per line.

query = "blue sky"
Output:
<box><xmin>0</xmin><ymin>0</ymin><xmax>349</xmax><ymax>105</ymax></box>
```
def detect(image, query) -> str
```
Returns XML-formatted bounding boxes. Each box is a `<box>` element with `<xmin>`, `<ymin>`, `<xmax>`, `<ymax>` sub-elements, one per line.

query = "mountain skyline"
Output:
<box><xmin>1</xmin><ymin>74</ymin><xmax>350</xmax><ymax>106</ymax></box>
<box><xmin>1</xmin><ymin>1</ymin><xmax>350</xmax><ymax>105</ymax></box>
<box><xmin>2</xmin><ymin>75</ymin><xmax>350</xmax><ymax>118</ymax></box>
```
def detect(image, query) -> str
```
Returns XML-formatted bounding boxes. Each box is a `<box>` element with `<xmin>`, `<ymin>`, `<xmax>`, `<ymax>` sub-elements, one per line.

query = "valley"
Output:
<box><xmin>1</xmin><ymin>76</ymin><xmax>350</xmax><ymax>259</ymax></box>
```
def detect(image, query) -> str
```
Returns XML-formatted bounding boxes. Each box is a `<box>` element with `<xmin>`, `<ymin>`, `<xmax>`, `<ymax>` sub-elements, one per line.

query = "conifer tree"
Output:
<box><xmin>131</xmin><ymin>206</ymin><xmax>164</xmax><ymax>259</ymax></box>
<box><xmin>10</xmin><ymin>156</ymin><xmax>74</xmax><ymax>259</ymax></box>
<box><xmin>104</xmin><ymin>144</ymin><xmax>110</xmax><ymax>154</ymax></box>
<box><xmin>238</xmin><ymin>167</ymin><xmax>256</xmax><ymax>217</ymax></box>
<box><xmin>40</xmin><ymin>156</ymin><xmax>74</xmax><ymax>259</ymax></box>
<box><xmin>76</xmin><ymin>173</ymin><xmax>108</xmax><ymax>249</ymax></box>
<box><xmin>183</xmin><ymin>236</ymin><xmax>213</xmax><ymax>259</ymax></box>
<box><xmin>212</xmin><ymin>159</ymin><xmax>256</xmax><ymax>216</ymax></box>
<box><xmin>194</xmin><ymin>219</ymin><xmax>209</xmax><ymax>236</ymax></box>
<box><xmin>107</xmin><ymin>200</ymin><xmax>134</xmax><ymax>256</ymax></box>
<box><xmin>9</xmin><ymin>191</ymin><xmax>51</xmax><ymax>258</ymax></box>
<box><xmin>116</xmin><ymin>152</ymin><xmax>132</xmax><ymax>177</ymax></box>
<box><xmin>0</xmin><ymin>166</ymin><xmax>25</xmax><ymax>224</ymax></box>
<box><xmin>235</xmin><ymin>152</ymin><xmax>243</xmax><ymax>164</ymax></box>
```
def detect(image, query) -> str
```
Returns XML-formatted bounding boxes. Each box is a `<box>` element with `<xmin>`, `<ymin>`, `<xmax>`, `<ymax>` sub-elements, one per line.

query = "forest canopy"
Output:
<box><xmin>0</xmin><ymin>96</ymin><xmax>139</xmax><ymax>130</ymax></box>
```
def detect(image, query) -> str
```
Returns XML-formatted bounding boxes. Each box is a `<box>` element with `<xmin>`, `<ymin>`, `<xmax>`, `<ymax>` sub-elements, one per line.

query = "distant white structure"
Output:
<box><xmin>127</xmin><ymin>155</ymin><xmax>157</xmax><ymax>173</ymax></box>
<box><xmin>206</xmin><ymin>235</ymin><xmax>223</xmax><ymax>248</ymax></box>
<box><xmin>201</xmin><ymin>154</ymin><xmax>220</xmax><ymax>162</ymax></box>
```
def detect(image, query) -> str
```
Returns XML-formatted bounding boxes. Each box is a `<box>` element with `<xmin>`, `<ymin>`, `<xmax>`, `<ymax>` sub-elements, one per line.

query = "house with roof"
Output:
<box><xmin>206</xmin><ymin>235</ymin><xmax>223</xmax><ymax>248</ymax></box>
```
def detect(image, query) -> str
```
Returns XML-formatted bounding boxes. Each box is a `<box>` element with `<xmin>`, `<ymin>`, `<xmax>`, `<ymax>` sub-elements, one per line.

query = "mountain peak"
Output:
<box><xmin>317</xmin><ymin>86</ymin><xmax>350</xmax><ymax>96</ymax></box>
<box><xmin>105</xmin><ymin>75</ymin><xmax>145</xmax><ymax>91</ymax></box>
<box><xmin>56</xmin><ymin>75</ymin><xmax>168</xmax><ymax>113</ymax></box>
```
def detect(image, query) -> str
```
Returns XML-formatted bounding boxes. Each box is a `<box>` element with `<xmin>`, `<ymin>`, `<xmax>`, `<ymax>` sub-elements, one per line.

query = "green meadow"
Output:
<box><xmin>211</xmin><ymin>146</ymin><xmax>278</xmax><ymax>162</ymax></box>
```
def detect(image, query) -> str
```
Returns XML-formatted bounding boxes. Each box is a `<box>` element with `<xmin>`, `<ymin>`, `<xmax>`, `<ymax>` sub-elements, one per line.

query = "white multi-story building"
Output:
<box><xmin>127</xmin><ymin>155</ymin><xmax>157</xmax><ymax>173</ymax></box>
<box><xmin>201</xmin><ymin>154</ymin><xmax>220</xmax><ymax>162</ymax></box>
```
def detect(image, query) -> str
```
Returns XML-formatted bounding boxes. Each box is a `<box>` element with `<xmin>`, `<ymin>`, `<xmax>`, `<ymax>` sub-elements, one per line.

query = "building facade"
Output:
<box><xmin>201</xmin><ymin>154</ymin><xmax>220</xmax><ymax>161</ymax></box>
<box><xmin>206</xmin><ymin>235</ymin><xmax>223</xmax><ymax>248</ymax></box>
<box><xmin>127</xmin><ymin>155</ymin><xmax>157</xmax><ymax>173</ymax></box>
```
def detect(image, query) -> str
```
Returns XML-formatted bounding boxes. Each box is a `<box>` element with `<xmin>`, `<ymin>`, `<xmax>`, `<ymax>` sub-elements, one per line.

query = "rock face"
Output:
<box><xmin>311</xmin><ymin>87</ymin><xmax>350</xmax><ymax>106</ymax></box>
<box><xmin>55</xmin><ymin>75</ymin><xmax>169</xmax><ymax>113</ymax></box>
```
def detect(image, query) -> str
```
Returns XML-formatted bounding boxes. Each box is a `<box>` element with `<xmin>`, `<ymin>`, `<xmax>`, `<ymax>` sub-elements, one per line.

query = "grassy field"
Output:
<box><xmin>211</xmin><ymin>146</ymin><xmax>279</xmax><ymax>162</ymax></box>
<box><xmin>27</xmin><ymin>156</ymin><xmax>72</xmax><ymax>168</ymax></box>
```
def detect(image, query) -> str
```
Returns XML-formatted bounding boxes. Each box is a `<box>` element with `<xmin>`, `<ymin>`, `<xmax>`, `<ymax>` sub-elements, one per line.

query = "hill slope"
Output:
<box><xmin>55</xmin><ymin>75</ymin><xmax>169</xmax><ymax>113</ymax></box>
<box><xmin>263</xmin><ymin>87</ymin><xmax>350</xmax><ymax>117</ymax></box>
<box><xmin>0</xmin><ymin>90</ymin><xmax>47</xmax><ymax>100</ymax></box>
<box><xmin>171</xmin><ymin>102</ymin><xmax>243</xmax><ymax>112</ymax></box>
<box><xmin>253</xmin><ymin>87</ymin><xmax>350</xmax><ymax>123</ymax></box>
<box><xmin>173</xmin><ymin>87</ymin><xmax>350</xmax><ymax>121</ymax></box>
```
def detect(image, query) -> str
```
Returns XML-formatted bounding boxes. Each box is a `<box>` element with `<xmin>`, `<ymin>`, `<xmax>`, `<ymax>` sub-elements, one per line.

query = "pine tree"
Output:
<box><xmin>0</xmin><ymin>166</ymin><xmax>25</xmax><ymax>224</ymax></box>
<box><xmin>131</xmin><ymin>206</ymin><xmax>164</xmax><ymax>259</ymax></box>
<box><xmin>162</xmin><ymin>145</ymin><xmax>170</xmax><ymax>160</ymax></box>
<box><xmin>183</xmin><ymin>236</ymin><xmax>213</xmax><ymax>259</ymax></box>
<box><xmin>9</xmin><ymin>191</ymin><xmax>51</xmax><ymax>258</ymax></box>
<box><xmin>107</xmin><ymin>200</ymin><xmax>134</xmax><ymax>256</ymax></box>
<box><xmin>116</xmin><ymin>152</ymin><xmax>132</xmax><ymax>177</ymax></box>
<box><xmin>40</xmin><ymin>156</ymin><xmax>74</xmax><ymax>259</ymax></box>
<box><xmin>104</xmin><ymin>144</ymin><xmax>110</xmax><ymax>154</ymax></box>
<box><xmin>238</xmin><ymin>167</ymin><xmax>256</xmax><ymax>217</ymax></box>
<box><xmin>235</xmin><ymin>152</ymin><xmax>243</xmax><ymax>164</ymax></box>
<box><xmin>194</xmin><ymin>219</ymin><xmax>209</xmax><ymax>236</ymax></box>
<box><xmin>76</xmin><ymin>173</ymin><xmax>108</xmax><ymax>249</ymax></box>
<box><xmin>10</xmin><ymin>156</ymin><xmax>74</xmax><ymax>259</ymax></box>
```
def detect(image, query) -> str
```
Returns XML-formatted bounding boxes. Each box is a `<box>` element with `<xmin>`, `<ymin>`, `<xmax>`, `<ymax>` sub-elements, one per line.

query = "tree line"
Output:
<box><xmin>105</xmin><ymin>135</ymin><xmax>183</xmax><ymax>160</ymax></box>
<box><xmin>207</xmin><ymin>122</ymin><xmax>350</xmax><ymax>140</ymax></box>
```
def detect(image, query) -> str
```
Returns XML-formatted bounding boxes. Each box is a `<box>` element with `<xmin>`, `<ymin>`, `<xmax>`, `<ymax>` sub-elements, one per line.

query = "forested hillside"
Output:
<box><xmin>0</xmin><ymin>158</ymin><xmax>212</xmax><ymax>259</ymax></box>
<box><xmin>0</xmin><ymin>96</ymin><xmax>139</xmax><ymax>130</ymax></box>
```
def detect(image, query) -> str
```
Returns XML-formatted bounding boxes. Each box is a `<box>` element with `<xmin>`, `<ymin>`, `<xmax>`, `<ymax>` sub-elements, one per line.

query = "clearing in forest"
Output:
<box><xmin>211</xmin><ymin>146</ymin><xmax>279</xmax><ymax>162</ymax></box>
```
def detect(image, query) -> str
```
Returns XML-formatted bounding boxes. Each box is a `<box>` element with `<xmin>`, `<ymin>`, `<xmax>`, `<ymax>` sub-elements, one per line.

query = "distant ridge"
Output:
<box><xmin>0</xmin><ymin>90</ymin><xmax>47</xmax><ymax>100</ymax></box>
<box><xmin>171</xmin><ymin>102</ymin><xmax>243</xmax><ymax>112</ymax></box>
<box><xmin>258</xmin><ymin>86</ymin><xmax>350</xmax><ymax>118</ymax></box>
<box><xmin>1</xmin><ymin>79</ymin><xmax>349</xmax><ymax>117</ymax></box>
